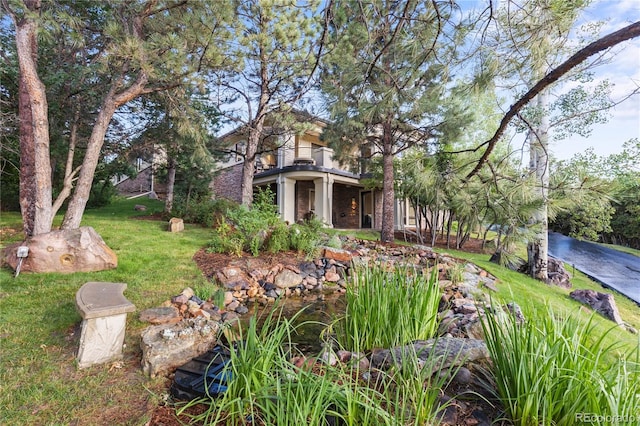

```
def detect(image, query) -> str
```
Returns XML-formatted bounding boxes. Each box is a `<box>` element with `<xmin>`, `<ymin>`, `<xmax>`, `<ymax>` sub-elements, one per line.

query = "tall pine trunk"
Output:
<box><xmin>164</xmin><ymin>157</ymin><xmax>176</xmax><ymax>213</ymax></box>
<box><xmin>61</xmin><ymin>97</ymin><xmax>118</xmax><ymax>229</ymax></box>
<box><xmin>380</xmin><ymin>121</ymin><xmax>395</xmax><ymax>243</ymax></box>
<box><xmin>241</xmin><ymin>126</ymin><xmax>260</xmax><ymax>206</ymax></box>
<box><xmin>15</xmin><ymin>0</ymin><xmax>53</xmax><ymax>236</ymax></box>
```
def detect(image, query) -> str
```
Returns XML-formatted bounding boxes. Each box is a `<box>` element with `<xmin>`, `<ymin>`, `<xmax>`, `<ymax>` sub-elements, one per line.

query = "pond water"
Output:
<box><xmin>241</xmin><ymin>294</ymin><xmax>346</xmax><ymax>354</ymax></box>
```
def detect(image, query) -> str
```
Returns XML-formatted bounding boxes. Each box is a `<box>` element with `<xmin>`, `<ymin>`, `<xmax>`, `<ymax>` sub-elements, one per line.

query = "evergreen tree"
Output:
<box><xmin>212</xmin><ymin>0</ymin><xmax>322</xmax><ymax>205</ymax></box>
<box><xmin>321</xmin><ymin>0</ymin><xmax>470</xmax><ymax>243</ymax></box>
<box><xmin>1</xmin><ymin>0</ymin><xmax>233</xmax><ymax>236</ymax></box>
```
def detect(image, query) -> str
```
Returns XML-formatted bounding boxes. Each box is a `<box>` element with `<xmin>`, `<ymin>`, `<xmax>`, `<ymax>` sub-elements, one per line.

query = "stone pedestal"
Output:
<box><xmin>75</xmin><ymin>282</ymin><xmax>136</xmax><ymax>369</ymax></box>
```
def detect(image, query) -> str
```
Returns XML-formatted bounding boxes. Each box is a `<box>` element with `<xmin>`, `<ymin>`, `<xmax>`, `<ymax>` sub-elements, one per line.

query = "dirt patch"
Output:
<box><xmin>193</xmin><ymin>249</ymin><xmax>307</xmax><ymax>280</ymax></box>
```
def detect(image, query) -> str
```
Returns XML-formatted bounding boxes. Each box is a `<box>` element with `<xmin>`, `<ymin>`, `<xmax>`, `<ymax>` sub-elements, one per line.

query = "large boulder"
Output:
<box><xmin>370</xmin><ymin>337</ymin><xmax>489</xmax><ymax>373</ymax></box>
<box><xmin>547</xmin><ymin>257</ymin><xmax>571</xmax><ymax>288</ymax></box>
<box><xmin>3</xmin><ymin>226</ymin><xmax>117</xmax><ymax>273</ymax></box>
<box><xmin>141</xmin><ymin>318</ymin><xmax>220</xmax><ymax>377</ymax></box>
<box><xmin>570</xmin><ymin>289</ymin><xmax>624</xmax><ymax>325</ymax></box>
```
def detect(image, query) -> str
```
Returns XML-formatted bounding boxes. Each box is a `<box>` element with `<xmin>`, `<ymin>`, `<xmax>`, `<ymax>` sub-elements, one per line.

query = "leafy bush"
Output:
<box><xmin>290</xmin><ymin>217</ymin><xmax>324</xmax><ymax>259</ymax></box>
<box><xmin>206</xmin><ymin>188</ymin><xmax>328</xmax><ymax>257</ymax></box>
<box><xmin>87</xmin><ymin>181</ymin><xmax>117</xmax><ymax>208</ymax></box>
<box><xmin>208</xmin><ymin>216</ymin><xmax>244</xmax><ymax>257</ymax></box>
<box><xmin>172</xmin><ymin>196</ymin><xmax>235</xmax><ymax>227</ymax></box>
<box><xmin>325</xmin><ymin>234</ymin><xmax>343</xmax><ymax>249</ymax></box>
<box><xmin>265</xmin><ymin>221</ymin><xmax>290</xmax><ymax>253</ymax></box>
<box><xmin>332</xmin><ymin>264</ymin><xmax>441</xmax><ymax>351</ymax></box>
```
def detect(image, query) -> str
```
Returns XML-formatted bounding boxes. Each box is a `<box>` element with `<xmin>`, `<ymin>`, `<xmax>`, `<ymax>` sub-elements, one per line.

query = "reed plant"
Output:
<box><xmin>482</xmin><ymin>304</ymin><xmax>640</xmax><ymax>425</ymax></box>
<box><xmin>333</xmin><ymin>264</ymin><xmax>441</xmax><ymax>351</ymax></box>
<box><xmin>180</xmin><ymin>303</ymin><xmax>457</xmax><ymax>425</ymax></box>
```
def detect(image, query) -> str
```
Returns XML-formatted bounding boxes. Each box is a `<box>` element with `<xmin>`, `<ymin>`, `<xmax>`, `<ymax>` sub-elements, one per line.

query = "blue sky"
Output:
<box><xmin>552</xmin><ymin>0</ymin><xmax>640</xmax><ymax>160</ymax></box>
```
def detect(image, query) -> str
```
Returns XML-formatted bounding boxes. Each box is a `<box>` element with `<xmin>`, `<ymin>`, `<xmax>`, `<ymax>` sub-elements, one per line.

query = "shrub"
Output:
<box><xmin>265</xmin><ymin>221</ymin><xmax>290</xmax><ymax>254</ymax></box>
<box><xmin>172</xmin><ymin>196</ymin><xmax>235</xmax><ymax>227</ymax></box>
<box><xmin>290</xmin><ymin>217</ymin><xmax>325</xmax><ymax>259</ymax></box>
<box><xmin>206</xmin><ymin>188</ymin><xmax>329</xmax><ymax>257</ymax></box>
<box><xmin>208</xmin><ymin>217</ymin><xmax>244</xmax><ymax>257</ymax></box>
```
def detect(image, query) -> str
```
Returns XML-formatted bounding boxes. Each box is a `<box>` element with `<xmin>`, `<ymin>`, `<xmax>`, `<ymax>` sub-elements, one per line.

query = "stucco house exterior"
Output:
<box><xmin>211</xmin><ymin>111</ymin><xmax>414</xmax><ymax>230</ymax></box>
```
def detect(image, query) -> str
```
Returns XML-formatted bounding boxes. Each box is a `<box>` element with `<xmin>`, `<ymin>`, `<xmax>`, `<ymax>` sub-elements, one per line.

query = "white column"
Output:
<box><xmin>327</xmin><ymin>176</ymin><xmax>334</xmax><ymax>227</ymax></box>
<box><xmin>314</xmin><ymin>175</ymin><xmax>333</xmax><ymax>227</ymax></box>
<box><xmin>277</xmin><ymin>176</ymin><xmax>296</xmax><ymax>224</ymax></box>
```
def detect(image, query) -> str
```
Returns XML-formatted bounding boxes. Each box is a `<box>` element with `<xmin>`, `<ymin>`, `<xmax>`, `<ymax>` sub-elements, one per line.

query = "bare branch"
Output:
<box><xmin>465</xmin><ymin>20</ymin><xmax>640</xmax><ymax>180</ymax></box>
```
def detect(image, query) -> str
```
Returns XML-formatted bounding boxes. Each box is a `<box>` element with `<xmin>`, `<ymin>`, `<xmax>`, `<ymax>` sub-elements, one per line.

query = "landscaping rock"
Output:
<box><xmin>570</xmin><ymin>289</ymin><xmax>624</xmax><ymax>325</ymax></box>
<box><xmin>322</xmin><ymin>247</ymin><xmax>353</xmax><ymax>263</ymax></box>
<box><xmin>274</xmin><ymin>269</ymin><xmax>303</xmax><ymax>289</ymax></box>
<box><xmin>140</xmin><ymin>318</ymin><xmax>219</xmax><ymax>377</ymax></box>
<box><xmin>168</xmin><ymin>217</ymin><xmax>184</xmax><ymax>233</ymax></box>
<box><xmin>216</xmin><ymin>267</ymin><xmax>251</xmax><ymax>290</ymax></box>
<box><xmin>139</xmin><ymin>307</ymin><xmax>182</xmax><ymax>325</ymax></box>
<box><xmin>3</xmin><ymin>226</ymin><xmax>117</xmax><ymax>273</ymax></box>
<box><xmin>370</xmin><ymin>337</ymin><xmax>489</xmax><ymax>373</ymax></box>
<box><xmin>548</xmin><ymin>256</ymin><xmax>572</xmax><ymax>288</ymax></box>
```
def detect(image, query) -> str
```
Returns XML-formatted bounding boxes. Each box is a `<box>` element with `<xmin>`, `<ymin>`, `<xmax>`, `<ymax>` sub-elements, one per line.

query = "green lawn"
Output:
<box><xmin>433</xmin><ymin>248</ymin><xmax>640</xmax><ymax>353</ymax></box>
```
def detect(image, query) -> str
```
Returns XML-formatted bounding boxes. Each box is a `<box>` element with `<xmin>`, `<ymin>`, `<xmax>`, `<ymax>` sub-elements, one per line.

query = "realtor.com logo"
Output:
<box><xmin>575</xmin><ymin>413</ymin><xmax>638</xmax><ymax>424</ymax></box>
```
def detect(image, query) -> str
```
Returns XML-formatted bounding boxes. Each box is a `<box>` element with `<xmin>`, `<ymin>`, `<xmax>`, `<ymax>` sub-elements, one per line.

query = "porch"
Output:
<box><xmin>254</xmin><ymin>172</ymin><xmax>382</xmax><ymax>229</ymax></box>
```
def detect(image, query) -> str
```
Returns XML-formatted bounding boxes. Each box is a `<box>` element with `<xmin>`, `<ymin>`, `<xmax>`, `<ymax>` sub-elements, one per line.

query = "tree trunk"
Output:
<box><xmin>15</xmin><ymin>0</ymin><xmax>53</xmax><ymax>236</ymax></box>
<box><xmin>241</xmin><ymin>125</ymin><xmax>260</xmax><ymax>206</ymax></box>
<box><xmin>61</xmin><ymin>97</ymin><xmax>118</xmax><ymax>229</ymax></box>
<box><xmin>527</xmin><ymin>89</ymin><xmax>550</xmax><ymax>282</ymax></box>
<box><xmin>18</xmin><ymin>70</ymin><xmax>36</xmax><ymax>237</ymax></box>
<box><xmin>380</xmin><ymin>123</ymin><xmax>395</xmax><ymax>243</ymax></box>
<box><xmin>164</xmin><ymin>156</ymin><xmax>176</xmax><ymax>213</ymax></box>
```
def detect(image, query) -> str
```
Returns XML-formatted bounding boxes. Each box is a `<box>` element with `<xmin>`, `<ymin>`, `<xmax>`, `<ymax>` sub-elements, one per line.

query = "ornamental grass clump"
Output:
<box><xmin>482</xmin><ymin>304</ymin><xmax>640</xmax><ymax>426</ymax></box>
<box><xmin>179</xmin><ymin>304</ymin><xmax>457</xmax><ymax>425</ymax></box>
<box><xmin>333</xmin><ymin>264</ymin><xmax>441</xmax><ymax>352</ymax></box>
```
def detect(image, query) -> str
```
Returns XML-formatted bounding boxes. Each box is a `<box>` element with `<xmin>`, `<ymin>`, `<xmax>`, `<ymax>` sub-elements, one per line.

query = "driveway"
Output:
<box><xmin>548</xmin><ymin>232</ymin><xmax>640</xmax><ymax>304</ymax></box>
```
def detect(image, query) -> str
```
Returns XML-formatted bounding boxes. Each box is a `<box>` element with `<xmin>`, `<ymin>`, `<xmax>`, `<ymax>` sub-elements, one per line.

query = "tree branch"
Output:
<box><xmin>465</xmin><ymin>20</ymin><xmax>640</xmax><ymax>180</ymax></box>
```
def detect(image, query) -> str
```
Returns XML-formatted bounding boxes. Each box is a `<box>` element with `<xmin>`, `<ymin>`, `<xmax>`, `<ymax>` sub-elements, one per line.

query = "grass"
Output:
<box><xmin>0</xmin><ymin>197</ymin><xmax>212</xmax><ymax>425</ymax></box>
<box><xmin>180</xmin><ymin>305</ymin><xmax>453</xmax><ymax>426</ymax></box>
<box><xmin>332</xmin><ymin>264</ymin><xmax>441</xmax><ymax>352</ymax></box>
<box><xmin>482</xmin><ymin>305</ymin><xmax>640</xmax><ymax>425</ymax></box>
<box><xmin>434</xmin><ymin>248</ymin><xmax>640</xmax><ymax>352</ymax></box>
<box><xmin>598</xmin><ymin>242</ymin><xmax>640</xmax><ymax>257</ymax></box>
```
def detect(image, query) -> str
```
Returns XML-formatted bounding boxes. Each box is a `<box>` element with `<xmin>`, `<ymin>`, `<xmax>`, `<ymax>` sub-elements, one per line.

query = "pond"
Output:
<box><xmin>241</xmin><ymin>294</ymin><xmax>346</xmax><ymax>355</ymax></box>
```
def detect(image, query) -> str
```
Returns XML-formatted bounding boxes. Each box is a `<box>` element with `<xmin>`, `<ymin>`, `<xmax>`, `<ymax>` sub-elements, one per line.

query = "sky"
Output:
<box><xmin>550</xmin><ymin>0</ymin><xmax>640</xmax><ymax>160</ymax></box>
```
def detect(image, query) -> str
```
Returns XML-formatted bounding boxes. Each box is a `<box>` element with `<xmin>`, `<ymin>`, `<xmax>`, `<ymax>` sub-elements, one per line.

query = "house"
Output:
<box><xmin>112</xmin><ymin>148</ymin><xmax>166</xmax><ymax>199</ymax></box>
<box><xmin>211</xmin><ymin>111</ymin><xmax>415</xmax><ymax>230</ymax></box>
